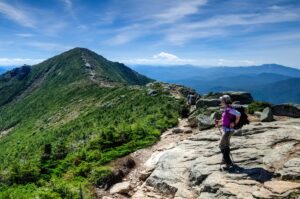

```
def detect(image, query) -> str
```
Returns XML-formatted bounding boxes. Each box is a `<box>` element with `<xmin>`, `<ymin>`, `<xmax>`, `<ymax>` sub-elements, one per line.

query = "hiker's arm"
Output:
<box><xmin>235</xmin><ymin>115</ymin><xmax>241</xmax><ymax>125</ymax></box>
<box><xmin>229</xmin><ymin>109</ymin><xmax>241</xmax><ymax>128</ymax></box>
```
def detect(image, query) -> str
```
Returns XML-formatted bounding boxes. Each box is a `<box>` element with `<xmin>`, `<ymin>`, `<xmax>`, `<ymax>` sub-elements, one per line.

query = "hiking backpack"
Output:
<box><xmin>230</xmin><ymin>105</ymin><xmax>249</xmax><ymax>129</ymax></box>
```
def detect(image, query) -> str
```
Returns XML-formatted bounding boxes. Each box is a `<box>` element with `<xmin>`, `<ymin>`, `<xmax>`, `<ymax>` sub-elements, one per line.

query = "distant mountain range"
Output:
<box><xmin>0</xmin><ymin>66</ymin><xmax>19</xmax><ymax>75</ymax></box>
<box><xmin>0</xmin><ymin>67</ymin><xmax>11</xmax><ymax>74</ymax></box>
<box><xmin>131</xmin><ymin>64</ymin><xmax>300</xmax><ymax>104</ymax></box>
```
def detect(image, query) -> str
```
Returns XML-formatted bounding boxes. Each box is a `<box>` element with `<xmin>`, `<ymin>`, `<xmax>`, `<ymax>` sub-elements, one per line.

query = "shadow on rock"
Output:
<box><xmin>229</xmin><ymin>165</ymin><xmax>273</xmax><ymax>183</ymax></box>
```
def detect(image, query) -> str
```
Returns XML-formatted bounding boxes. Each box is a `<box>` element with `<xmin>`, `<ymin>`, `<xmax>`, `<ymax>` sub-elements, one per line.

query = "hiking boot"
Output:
<box><xmin>221</xmin><ymin>163</ymin><xmax>235</xmax><ymax>172</ymax></box>
<box><xmin>221</xmin><ymin>147</ymin><xmax>232</xmax><ymax>165</ymax></box>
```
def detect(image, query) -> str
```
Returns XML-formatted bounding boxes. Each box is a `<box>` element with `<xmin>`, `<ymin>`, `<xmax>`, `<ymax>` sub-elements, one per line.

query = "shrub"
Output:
<box><xmin>88</xmin><ymin>167</ymin><xmax>112</xmax><ymax>186</ymax></box>
<box><xmin>248</xmin><ymin>101</ymin><xmax>271</xmax><ymax>114</ymax></box>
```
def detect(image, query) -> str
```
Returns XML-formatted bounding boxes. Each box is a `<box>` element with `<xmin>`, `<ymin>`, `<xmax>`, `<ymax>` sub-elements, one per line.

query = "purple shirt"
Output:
<box><xmin>222</xmin><ymin>107</ymin><xmax>241</xmax><ymax>128</ymax></box>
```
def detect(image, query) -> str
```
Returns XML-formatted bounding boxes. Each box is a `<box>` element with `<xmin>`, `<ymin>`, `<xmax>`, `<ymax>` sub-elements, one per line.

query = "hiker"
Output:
<box><xmin>215</xmin><ymin>95</ymin><xmax>241</xmax><ymax>170</ymax></box>
<box><xmin>187</xmin><ymin>93</ymin><xmax>196</xmax><ymax>106</ymax></box>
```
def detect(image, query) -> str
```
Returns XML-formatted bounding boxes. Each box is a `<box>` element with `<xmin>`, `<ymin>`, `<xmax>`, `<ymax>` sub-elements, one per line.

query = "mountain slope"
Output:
<box><xmin>0</xmin><ymin>68</ymin><xmax>6</xmax><ymax>74</ymax></box>
<box><xmin>172</xmin><ymin>73</ymin><xmax>292</xmax><ymax>93</ymax></box>
<box><xmin>250</xmin><ymin>78</ymin><xmax>300</xmax><ymax>103</ymax></box>
<box><xmin>0</xmin><ymin>48</ymin><xmax>185</xmax><ymax>198</ymax></box>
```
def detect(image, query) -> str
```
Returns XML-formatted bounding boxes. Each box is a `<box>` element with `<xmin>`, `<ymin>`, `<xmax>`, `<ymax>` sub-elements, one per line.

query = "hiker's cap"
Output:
<box><xmin>219</xmin><ymin>95</ymin><xmax>232</xmax><ymax>104</ymax></box>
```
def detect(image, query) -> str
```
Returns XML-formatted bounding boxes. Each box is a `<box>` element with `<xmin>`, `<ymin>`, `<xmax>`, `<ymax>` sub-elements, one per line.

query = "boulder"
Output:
<box><xmin>123</xmin><ymin>157</ymin><xmax>136</xmax><ymax>169</ymax></box>
<box><xmin>147</xmin><ymin>89</ymin><xmax>158</xmax><ymax>96</ymax></box>
<box><xmin>196</xmin><ymin>99</ymin><xmax>220</xmax><ymax>108</ymax></box>
<box><xmin>187</xmin><ymin>116</ymin><xmax>198</xmax><ymax>128</ymax></box>
<box><xmin>272</xmin><ymin>104</ymin><xmax>300</xmax><ymax>118</ymax></box>
<box><xmin>210</xmin><ymin>112</ymin><xmax>222</xmax><ymax>120</ymax></box>
<box><xmin>109</xmin><ymin>181</ymin><xmax>131</xmax><ymax>194</ymax></box>
<box><xmin>98</xmin><ymin>158</ymin><xmax>135</xmax><ymax>190</ymax></box>
<box><xmin>197</xmin><ymin>114</ymin><xmax>215</xmax><ymax>130</ymax></box>
<box><xmin>146</xmin><ymin>179</ymin><xmax>178</xmax><ymax>196</ymax></box>
<box><xmin>172</xmin><ymin>128</ymin><xmax>184</xmax><ymax>134</ymax></box>
<box><xmin>254</xmin><ymin>111</ymin><xmax>262</xmax><ymax>117</ymax></box>
<box><xmin>177</xmin><ymin>86</ymin><xmax>198</xmax><ymax>98</ymax></box>
<box><xmin>260</xmin><ymin>107</ymin><xmax>274</xmax><ymax>122</ymax></box>
<box><xmin>204</xmin><ymin>91</ymin><xmax>253</xmax><ymax>105</ymax></box>
<box><xmin>223</xmin><ymin>91</ymin><xmax>253</xmax><ymax>104</ymax></box>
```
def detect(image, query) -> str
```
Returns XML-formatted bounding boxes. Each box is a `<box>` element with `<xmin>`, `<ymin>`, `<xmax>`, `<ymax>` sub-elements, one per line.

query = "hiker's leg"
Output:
<box><xmin>223</xmin><ymin>147</ymin><xmax>232</xmax><ymax>165</ymax></box>
<box><xmin>219</xmin><ymin>130</ymin><xmax>232</xmax><ymax>166</ymax></box>
<box><xmin>225</xmin><ymin>131</ymin><xmax>235</xmax><ymax>166</ymax></box>
<box><xmin>219</xmin><ymin>130</ymin><xmax>230</xmax><ymax>150</ymax></box>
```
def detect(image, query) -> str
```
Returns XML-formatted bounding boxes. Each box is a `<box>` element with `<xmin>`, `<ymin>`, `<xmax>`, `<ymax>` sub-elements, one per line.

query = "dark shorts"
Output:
<box><xmin>219</xmin><ymin>127</ymin><xmax>234</xmax><ymax>149</ymax></box>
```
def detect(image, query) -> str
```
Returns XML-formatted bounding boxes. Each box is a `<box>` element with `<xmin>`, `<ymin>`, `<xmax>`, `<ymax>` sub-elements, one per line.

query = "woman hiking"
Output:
<box><xmin>215</xmin><ymin>95</ymin><xmax>241</xmax><ymax>170</ymax></box>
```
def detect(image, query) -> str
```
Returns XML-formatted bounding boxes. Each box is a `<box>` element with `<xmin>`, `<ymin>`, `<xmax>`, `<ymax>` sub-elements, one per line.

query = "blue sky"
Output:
<box><xmin>0</xmin><ymin>0</ymin><xmax>300</xmax><ymax>67</ymax></box>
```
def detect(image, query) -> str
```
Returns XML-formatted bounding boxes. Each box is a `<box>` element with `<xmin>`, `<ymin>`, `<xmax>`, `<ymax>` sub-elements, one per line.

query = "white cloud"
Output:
<box><xmin>61</xmin><ymin>0</ymin><xmax>72</xmax><ymax>11</ymax></box>
<box><xmin>108</xmin><ymin>32</ymin><xmax>139</xmax><ymax>45</ymax></box>
<box><xmin>60</xmin><ymin>0</ymin><xmax>77</xmax><ymax>21</ymax></box>
<box><xmin>0</xmin><ymin>1</ymin><xmax>35</xmax><ymax>27</ymax></box>
<box><xmin>217</xmin><ymin>59</ymin><xmax>255</xmax><ymax>66</ymax></box>
<box><xmin>123</xmin><ymin>53</ymin><xmax>257</xmax><ymax>66</ymax></box>
<box><xmin>106</xmin><ymin>1</ymin><xmax>300</xmax><ymax>46</ymax></box>
<box><xmin>154</xmin><ymin>0</ymin><xmax>207</xmax><ymax>23</ymax></box>
<box><xmin>15</xmin><ymin>33</ymin><xmax>35</xmax><ymax>37</ymax></box>
<box><xmin>123</xmin><ymin>52</ymin><xmax>196</xmax><ymax>65</ymax></box>
<box><xmin>0</xmin><ymin>58</ymin><xmax>44</xmax><ymax>66</ymax></box>
<box><xmin>270</xmin><ymin>5</ymin><xmax>281</xmax><ymax>10</ymax></box>
<box><xmin>162</xmin><ymin>10</ymin><xmax>300</xmax><ymax>45</ymax></box>
<box><xmin>106</xmin><ymin>24</ymin><xmax>146</xmax><ymax>45</ymax></box>
<box><xmin>153</xmin><ymin>52</ymin><xmax>180</xmax><ymax>61</ymax></box>
<box><xmin>27</xmin><ymin>42</ymin><xmax>71</xmax><ymax>51</ymax></box>
<box><xmin>105</xmin><ymin>0</ymin><xmax>208</xmax><ymax>45</ymax></box>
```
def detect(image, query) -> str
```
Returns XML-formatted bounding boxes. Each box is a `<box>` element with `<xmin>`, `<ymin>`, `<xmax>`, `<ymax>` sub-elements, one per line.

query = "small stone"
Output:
<box><xmin>183</xmin><ymin>129</ymin><xmax>193</xmax><ymax>134</ymax></box>
<box><xmin>172</xmin><ymin>128</ymin><xmax>184</xmax><ymax>134</ymax></box>
<box><xmin>109</xmin><ymin>181</ymin><xmax>131</xmax><ymax>194</ymax></box>
<box><xmin>102</xmin><ymin>196</ymin><xmax>114</xmax><ymax>199</ymax></box>
<box><xmin>139</xmin><ymin>169</ymin><xmax>153</xmax><ymax>181</ymax></box>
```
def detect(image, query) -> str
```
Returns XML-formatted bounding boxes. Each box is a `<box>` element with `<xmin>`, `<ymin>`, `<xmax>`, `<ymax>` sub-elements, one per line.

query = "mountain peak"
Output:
<box><xmin>259</xmin><ymin>63</ymin><xmax>284</xmax><ymax>68</ymax></box>
<box><xmin>0</xmin><ymin>48</ymin><xmax>152</xmax><ymax>105</ymax></box>
<box><xmin>32</xmin><ymin>47</ymin><xmax>152</xmax><ymax>86</ymax></box>
<box><xmin>66</xmin><ymin>47</ymin><xmax>97</xmax><ymax>55</ymax></box>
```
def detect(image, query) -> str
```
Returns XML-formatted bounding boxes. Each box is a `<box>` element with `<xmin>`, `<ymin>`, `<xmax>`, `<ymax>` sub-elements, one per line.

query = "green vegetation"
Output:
<box><xmin>0</xmin><ymin>48</ymin><xmax>184</xmax><ymax>198</ymax></box>
<box><xmin>248</xmin><ymin>101</ymin><xmax>271</xmax><ymax>114</ymax></box>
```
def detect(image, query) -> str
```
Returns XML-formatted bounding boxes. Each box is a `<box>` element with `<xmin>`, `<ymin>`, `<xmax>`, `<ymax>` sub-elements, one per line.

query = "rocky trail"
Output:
<box><xmin>96</xmin><ymin>118</ymin><xmax>197</xmax><ymax>199</ymax></box>
<box><xmin>97</xmin><ymin>115</ymin><xmax>300</xmax><ymax>199</ymax></box>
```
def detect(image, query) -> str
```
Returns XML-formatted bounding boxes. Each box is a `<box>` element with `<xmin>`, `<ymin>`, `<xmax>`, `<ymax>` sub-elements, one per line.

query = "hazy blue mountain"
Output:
<box><xmin>0</xmin><ymin>65</ymin><xmax>20</xmax><ymax>74</ymax></box>
<box><xmin>172</xmin><ymin>73</ymin><xmax>292</xmax><ymax>93</ymax></box>
<box><xmin>131</xmin><ymin>64</ymin><xmax>300</xmax><ymax>82</ymax></box>
<box><xmin>0</xmin><ymin>67</ymin><xmax>11</xmax><ymax>74</ymax></box>
<box><xmin>131</xmin><ymin>64</ymin><xmax>300</xmax><ymax>103</ymax></box>
<box><xmin>130</xmin><ymin>65</ymin><xmax>207</xmax><ymax>81</ymax></box>
<box><xmin>250</xmin><ymin>78</ymin><xmax>300</xmax><ymax>104</ymax></box>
